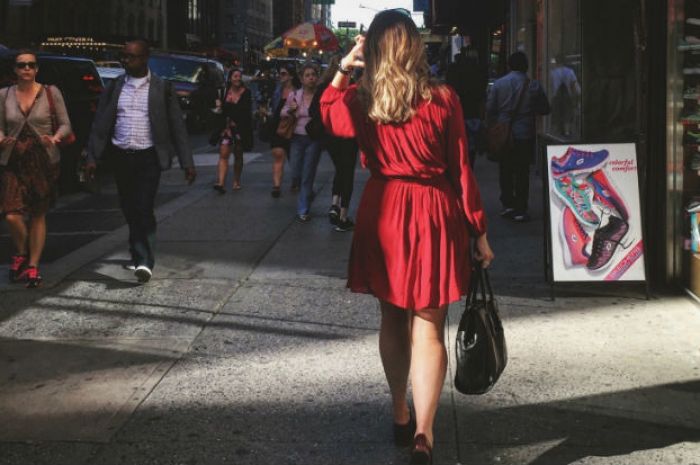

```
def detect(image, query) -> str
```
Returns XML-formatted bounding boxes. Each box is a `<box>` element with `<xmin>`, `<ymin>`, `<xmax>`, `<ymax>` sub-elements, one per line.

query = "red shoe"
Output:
<box><xmin>24</xmin><ymin>266</ymin><xmax>42</xmax><ymax>289</ymax></box>
<box><xmin>9</xmin><ymin>254</ymin><xmax>28</xmax><ymax>283</ymax></box>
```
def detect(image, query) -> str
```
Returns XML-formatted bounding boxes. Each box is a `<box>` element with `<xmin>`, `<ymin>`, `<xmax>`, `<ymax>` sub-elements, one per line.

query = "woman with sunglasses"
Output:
<box><xmin>0</xmin><ymin>50</ymin><xmax>72</xmax><ymax>288</ymax></box>
<box><xmin>321</xmin><ymin>11</ymin><xmax>494</xmax><ymax>464</ymax></box>
<box><xmin>213</xmin><ymin>68</ymin><xmax>253</xmax><ymax>192</ymax></box>
<box><xmin>268</xmin><ymin>65</ymin><xmax>299</xmax><ymax>197</ymax></box>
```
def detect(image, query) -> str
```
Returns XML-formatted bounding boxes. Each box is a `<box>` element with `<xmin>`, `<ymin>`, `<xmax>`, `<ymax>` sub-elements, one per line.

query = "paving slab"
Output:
<box><xmin>0</xmin><ymin>337</ymin><xmax>179</xmax><ymax>442</ymax></box>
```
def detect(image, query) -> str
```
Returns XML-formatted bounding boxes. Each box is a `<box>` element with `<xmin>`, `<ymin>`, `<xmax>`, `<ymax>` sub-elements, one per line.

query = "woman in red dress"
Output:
<box><xmin>320</xmin><ymin>11</ymin><xmax>494</xmax><ymax>465</ymax></box>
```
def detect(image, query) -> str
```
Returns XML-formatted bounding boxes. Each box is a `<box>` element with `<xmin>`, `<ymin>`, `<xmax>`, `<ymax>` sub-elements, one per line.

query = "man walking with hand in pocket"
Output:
<box><xmin>86</xmin><ymin>39</ymin><xmax>196</xmax><ymax>283</ymax></box>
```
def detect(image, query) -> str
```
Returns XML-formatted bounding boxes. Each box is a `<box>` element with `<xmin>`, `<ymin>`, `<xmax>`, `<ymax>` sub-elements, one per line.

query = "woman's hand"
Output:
<box><xmin>340</xmin><ymin>35</ymin><xmax>366</xmax><ymax>72</ymax></box>
<box><xmin>473</xmin><ymin>234</ymin><xmax>495</xmax><ymax>268</ymax></box>
<box><xmin>288</xmin><ymin>98</ymin><xmax>298</xmax><ymax>112</ymax></box>
<box><xmin>0</xmin><ymin>136</ymin><xmax>16</xmax><ymax>148</ymax></box>
<box><xmin>40</xmin><ymin>134</ymin><xmax>61</xmax><ymax>147</ymax></box>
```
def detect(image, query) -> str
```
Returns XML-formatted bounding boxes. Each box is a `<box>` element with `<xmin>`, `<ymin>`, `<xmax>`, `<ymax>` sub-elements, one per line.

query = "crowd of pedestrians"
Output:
<box><xmin>0</xmin><ymin>8</ymin><xmax>556</xmax><ymax>465</ymax></box>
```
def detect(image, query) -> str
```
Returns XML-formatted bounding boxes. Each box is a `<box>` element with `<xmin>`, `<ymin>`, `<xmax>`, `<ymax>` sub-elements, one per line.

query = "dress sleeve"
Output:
<box><xmin>320</xmin><ymin>84</ymin><xmax>356</xmax><ymax>139</ymax></box>
<box><xmin>445</xmin><ymin>88</ymin><xmax>487</xmax><ymax>236</ymax></box>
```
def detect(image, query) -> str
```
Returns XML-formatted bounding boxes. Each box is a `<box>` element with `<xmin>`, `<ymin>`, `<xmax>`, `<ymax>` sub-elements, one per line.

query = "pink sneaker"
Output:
<box><xmin>588</xmin><ymin>169</ymin><xmax>630</xmax><ymax>221</ymax></box>
<box><xmin>560</xmin><ymin>208</ymin><xmax>591</xmax><ymax>267</ymax></box>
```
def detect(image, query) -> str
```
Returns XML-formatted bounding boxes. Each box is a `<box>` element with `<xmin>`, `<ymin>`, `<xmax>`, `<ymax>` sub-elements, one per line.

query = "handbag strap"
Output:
<box><xmin>508</xmin><ymin>78</ymin><xmax>530</xmax><ymax>122</ymax></box>
<box><xmin>466</xmin><ymin>265</ymin><xmax>494</xmax><ymax>307</ymax></box>
<box><xmin>44</xmin><ymin>85</ymin><xmax>58</xmax><ymax>135</ymax></box>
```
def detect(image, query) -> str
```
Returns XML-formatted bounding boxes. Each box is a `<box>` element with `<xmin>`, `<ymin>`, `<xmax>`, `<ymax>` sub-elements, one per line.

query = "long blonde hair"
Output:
<box><xmin>358</xmin><ymin>10</ymin><xmax>433</xmax><ymax>124</ymax></box>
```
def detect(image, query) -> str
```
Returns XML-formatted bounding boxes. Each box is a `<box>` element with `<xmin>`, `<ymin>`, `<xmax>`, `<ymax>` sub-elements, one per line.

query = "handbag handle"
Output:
<box><xmin>467</xmin><ymin>264</ymin><xmax>494</xmax><ymax>307</ymax></box>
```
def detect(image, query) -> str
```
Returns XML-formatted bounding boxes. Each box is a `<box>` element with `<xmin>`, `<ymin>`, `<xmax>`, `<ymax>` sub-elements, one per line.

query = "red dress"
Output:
<box><xmin>320</xmin><ymin>84</ymin><xmax>487</xmax><ymax>310</ymax></box>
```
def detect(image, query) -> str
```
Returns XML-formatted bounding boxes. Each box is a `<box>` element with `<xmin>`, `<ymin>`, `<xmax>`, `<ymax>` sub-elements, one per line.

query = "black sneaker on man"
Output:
<box><xmin>295</xmin><ymin>214</ymin><xmax>311</xmax><ymax>224</ymax></box>
<box><xmin>335</xmin><ymin>218</ymin><xmax>355</xmax><ymax>232</ymax></box>
<box><xmin>500</xmin><ymin>207</ymin><xmax>516</xmax><ymax>218</ymax></box>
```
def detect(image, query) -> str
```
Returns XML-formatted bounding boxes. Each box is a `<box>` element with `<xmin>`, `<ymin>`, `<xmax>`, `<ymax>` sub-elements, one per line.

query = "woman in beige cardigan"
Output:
<box><xmin>0</xmin><ymin>51</ymin><xmax>71</xmax><ymax>288</ymax></box>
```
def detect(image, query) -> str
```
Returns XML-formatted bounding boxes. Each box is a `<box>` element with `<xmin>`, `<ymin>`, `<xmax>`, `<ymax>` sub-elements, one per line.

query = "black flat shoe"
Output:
<box><xmin>213</xmin><ymin>184</ymin><xmax>226</xmax><ymax>194</ymax></box>
<box><xmin>393</xmin><ymin>410</ymin><xmax>416</xmax><ymax>447</ymax></box>
<box><xmin>409</xmin><ymin>434</ymin><xmax>432</xmax><ymax>465</ymax></box>
<box><xmin>271</xmin><ymin>186</ymin><xmax>281</xmax><ymax>198</ymax></box>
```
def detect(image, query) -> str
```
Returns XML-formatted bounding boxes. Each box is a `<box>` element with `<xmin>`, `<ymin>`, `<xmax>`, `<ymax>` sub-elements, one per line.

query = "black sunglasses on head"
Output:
<box><xmin>15</xmin><ymin>61</ymin><xmax>37</xmax><ymax>70</ymax></box>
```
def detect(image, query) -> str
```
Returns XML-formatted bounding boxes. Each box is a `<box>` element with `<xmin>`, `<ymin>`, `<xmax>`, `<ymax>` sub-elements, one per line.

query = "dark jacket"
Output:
<box><xmin>86</xmin><ymin>72</ymin><xmax>194</xmax><ymax>170</ymax></box>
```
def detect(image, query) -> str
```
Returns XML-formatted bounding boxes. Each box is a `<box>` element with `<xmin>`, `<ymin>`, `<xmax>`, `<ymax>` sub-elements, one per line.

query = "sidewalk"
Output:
<box><xmin>0</xmin><ymin>150</ymin><xmax>699</xmax><ymax>465</ymax></box>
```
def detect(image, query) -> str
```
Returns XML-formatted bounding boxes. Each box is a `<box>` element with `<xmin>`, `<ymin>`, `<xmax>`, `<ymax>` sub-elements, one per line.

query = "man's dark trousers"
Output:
<box><xmin>112</xmin><ymin>146</ymin><xmax>162</xmax><ymax>269</ymax></box>
<box><xmin>498</xmin><ymin>138</ymin><xmax>535</xmax><ymax>214</ymax></box>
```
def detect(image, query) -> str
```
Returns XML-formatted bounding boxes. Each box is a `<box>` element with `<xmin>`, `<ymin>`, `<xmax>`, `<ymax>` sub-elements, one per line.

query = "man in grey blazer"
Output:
<box><xmin>86</xmin><ymin>39</ymin><xmax>196</xmax><ymax>283</ymax></box>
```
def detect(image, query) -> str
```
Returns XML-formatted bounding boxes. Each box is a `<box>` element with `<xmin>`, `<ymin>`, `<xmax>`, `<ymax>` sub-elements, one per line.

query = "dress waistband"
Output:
<box><xmin>372</xmin><ymin>175</ymin><xmax>448</xmax><ymax>187</ymax></box>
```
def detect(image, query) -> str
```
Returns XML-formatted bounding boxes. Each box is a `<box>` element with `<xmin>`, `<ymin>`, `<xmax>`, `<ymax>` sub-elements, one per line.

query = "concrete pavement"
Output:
<box><xmin>0</xmin><ymin>147</ymin><xmax>699</xmax><ymax>465</ymax></box>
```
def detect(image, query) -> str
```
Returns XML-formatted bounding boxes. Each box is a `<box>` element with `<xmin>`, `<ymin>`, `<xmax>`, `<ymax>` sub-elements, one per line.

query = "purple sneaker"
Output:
<box><xmin>551</xmin><ymin>147</ymin><xmax>609</xmax><ymax>177</ymax></box>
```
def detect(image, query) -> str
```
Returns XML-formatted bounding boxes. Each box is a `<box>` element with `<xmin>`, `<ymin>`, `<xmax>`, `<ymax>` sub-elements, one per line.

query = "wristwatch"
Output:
<box><xmin>338</xmin><ymin>64</ymin><xmax>352</xmax><ymax>75</ymax></box>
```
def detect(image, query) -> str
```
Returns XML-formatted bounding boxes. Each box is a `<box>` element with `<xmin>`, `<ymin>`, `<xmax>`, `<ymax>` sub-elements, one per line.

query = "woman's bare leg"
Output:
<box><xmin>271</xmin><ymin>147</ymin><xmax>286</xmax><ymax>188</ymax></box>
<box><xmin>410</xmin><ymin>305</ymin><xmax>448</xmax><ymax>446</ymax></box>
<box><xmin>216</xmin><ymin>144</ymin><xmax>231</xmax><ymax>187</ymax></box>
<box><xmin>27</xmin><ymin>214</ymin><xmax>47</xmax><ymax>267</ymax></box>
<box><xmin>5</xmin><ymin>213</ymin><xmax>28</xmax><ymax>255</ymax></box>
<box><xmin>232</xmin><ymin>144</ymin><xmax>243</xmax><ymax>188</ymax></box>
<box><xmin>379</xmin><ymin>300</ymin><xmax>412</xmax><ymax>424</ymax></box>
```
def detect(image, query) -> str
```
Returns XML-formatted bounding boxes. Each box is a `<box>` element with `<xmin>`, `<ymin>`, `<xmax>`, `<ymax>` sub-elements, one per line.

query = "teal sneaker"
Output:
<box><xmin>553</xmin><ymin>175</ymin><xmax>599</xmax><ymax>228</ymax></box>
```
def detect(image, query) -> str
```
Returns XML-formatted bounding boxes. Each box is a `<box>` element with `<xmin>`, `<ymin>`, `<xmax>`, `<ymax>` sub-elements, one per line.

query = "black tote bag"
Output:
<box><xmin>454</xmin><ymin>266</ymin><xmax>507</xmax><ymax>395</ymax></box>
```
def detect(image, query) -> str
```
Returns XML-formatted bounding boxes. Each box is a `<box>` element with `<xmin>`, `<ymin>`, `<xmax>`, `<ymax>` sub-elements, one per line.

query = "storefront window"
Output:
<box><xmin>545</xmin><ymin>0</ymin><xmax>581</xmax><ymax>141</ymax></box>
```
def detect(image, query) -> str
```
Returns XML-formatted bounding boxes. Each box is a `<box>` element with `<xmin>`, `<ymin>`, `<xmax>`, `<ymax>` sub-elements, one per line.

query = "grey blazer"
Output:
<box><xmin>0</xmin><ymin>85</ymin><xmax>72</xmax><ymax>165</ymax></box>
<box><xmin>86</xmin><ymin>72</ymin><xmax>193</xmax><ymax>171</ymax></box>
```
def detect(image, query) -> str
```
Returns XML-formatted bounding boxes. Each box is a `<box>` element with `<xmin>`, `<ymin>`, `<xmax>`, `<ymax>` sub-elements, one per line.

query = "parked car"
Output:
<box><xmin>148</xmin><ymin>53</ymin><xmax>225</xmax><ymax>132</ymax></box>
<box><xmin>0</xmin><ymin>51</ymin><xmax>104</xmax><ymax>194</ymax></box>
<box><xmin>96</xmin><ymin>66</ymin><xmax>125</xmax><ymax>87</ymax></box>
<box><xmin>94</xmin><ymin>60</ymin><xmax>123</xmax><ymax>69</ymax></box>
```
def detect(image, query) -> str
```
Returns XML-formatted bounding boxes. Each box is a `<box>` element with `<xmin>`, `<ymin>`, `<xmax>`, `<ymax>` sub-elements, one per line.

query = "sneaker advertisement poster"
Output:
<box><xmin>546</xmin><ymin>143</ymin><xmax>646</xmax><ymax>282</ymax></box>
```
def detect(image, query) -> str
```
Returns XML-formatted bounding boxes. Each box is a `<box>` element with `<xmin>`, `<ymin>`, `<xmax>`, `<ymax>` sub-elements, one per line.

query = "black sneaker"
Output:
<box><xmin>335</xmin><ymin>218</ymin><xmax>355</xmax><ymax>232</ymax></box>
<box><xmin>500</xmin><ymin>207</ymin><xmax>516</xmax><ymax>218</ymax></box>
<box><xmin>295</xmin><ymin>214</ymin><xmax>311</xmax><ymax>224</ymax></box>
<box><xmin>328</xmin><ymin>205</ymin><xmax>340</xmax><ymax>225</ymax></box>
<box><xmin>586</xmin><ymin>216</ymin><xmax>629</xmax><ymax>270</ymax></box>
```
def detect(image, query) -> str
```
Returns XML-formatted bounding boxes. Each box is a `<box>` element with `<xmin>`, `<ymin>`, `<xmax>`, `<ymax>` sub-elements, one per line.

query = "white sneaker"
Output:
<box><xmin>135</xmin><ymin>265</ymin><xmax>152</xmax><ymax>283</ymax></box>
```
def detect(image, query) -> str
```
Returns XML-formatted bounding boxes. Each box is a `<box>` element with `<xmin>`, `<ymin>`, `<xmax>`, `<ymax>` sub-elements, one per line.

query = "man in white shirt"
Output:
<box><xmin>87</xmin><ymin>39</ymin><xmax>196</xmax><ymax>283</ymax></box>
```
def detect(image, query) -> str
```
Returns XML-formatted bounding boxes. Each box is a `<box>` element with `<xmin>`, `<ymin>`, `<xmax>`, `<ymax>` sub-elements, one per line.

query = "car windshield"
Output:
<box><xmin>148</xmin><ymin>56</ymin><xmax>203</xmax><ymax>83</ymax></box>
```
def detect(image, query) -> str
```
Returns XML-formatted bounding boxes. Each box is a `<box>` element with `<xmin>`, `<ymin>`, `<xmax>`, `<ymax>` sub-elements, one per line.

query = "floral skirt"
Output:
<box><xmin>0</xmin><ymin>127</ymin><xmax>60</xmax><ymax>216</ymax></box>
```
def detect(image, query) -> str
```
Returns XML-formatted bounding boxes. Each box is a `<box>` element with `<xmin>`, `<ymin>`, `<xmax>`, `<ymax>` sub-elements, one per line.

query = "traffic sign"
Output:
<box><xmin>338</xmin><ymin>21</ymin><xmax>357</xmax><ymax>29</ymax></box>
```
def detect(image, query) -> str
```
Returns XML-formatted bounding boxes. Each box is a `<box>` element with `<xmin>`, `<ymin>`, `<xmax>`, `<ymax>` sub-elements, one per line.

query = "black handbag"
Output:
<box><xmin>454</xmin><ymin>266</ymin><xmax>507</xmax><ymax>395</ymax></box>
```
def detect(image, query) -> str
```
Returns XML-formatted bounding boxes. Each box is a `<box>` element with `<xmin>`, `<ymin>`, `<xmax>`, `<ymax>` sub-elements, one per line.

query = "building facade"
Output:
<box><xmin>0</xmin><ymin>0</ymin><xmax>221</xmax><ymax>53</ymax></box>
<box><xmin>0</xmin><ymin>0</ymin><xmax>164</xmax><ymax>49</ymax></box>
<box><xmin>273</xmin><ymin>0</ymin><xmax>305</xmax><ymax>37</ymax></box>
<box><xmin>426</xmin><ymin>0</ymin><xmax>677</xmax><ymax>292</ymax></box>
<box><xmin>219</xmin><ymin>0</ymin><xmax>273</xmax><ymax>63</ymax></box>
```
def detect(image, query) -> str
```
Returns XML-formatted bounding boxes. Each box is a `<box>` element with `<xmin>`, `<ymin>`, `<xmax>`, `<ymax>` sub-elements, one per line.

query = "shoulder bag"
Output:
<box><xmin>45</xmin><ymin>85</ymin><xmax>76</xmax><ymax>147</ymax></box>
<box><xmin>454</xmin><ymin>265</ymin><xmax>508</xmax><ymax>395</ymax></box>
<box><xmin>486</xmin><ymin>79</ymin><xmax>529</xmax><ymax>161</ymax></box>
